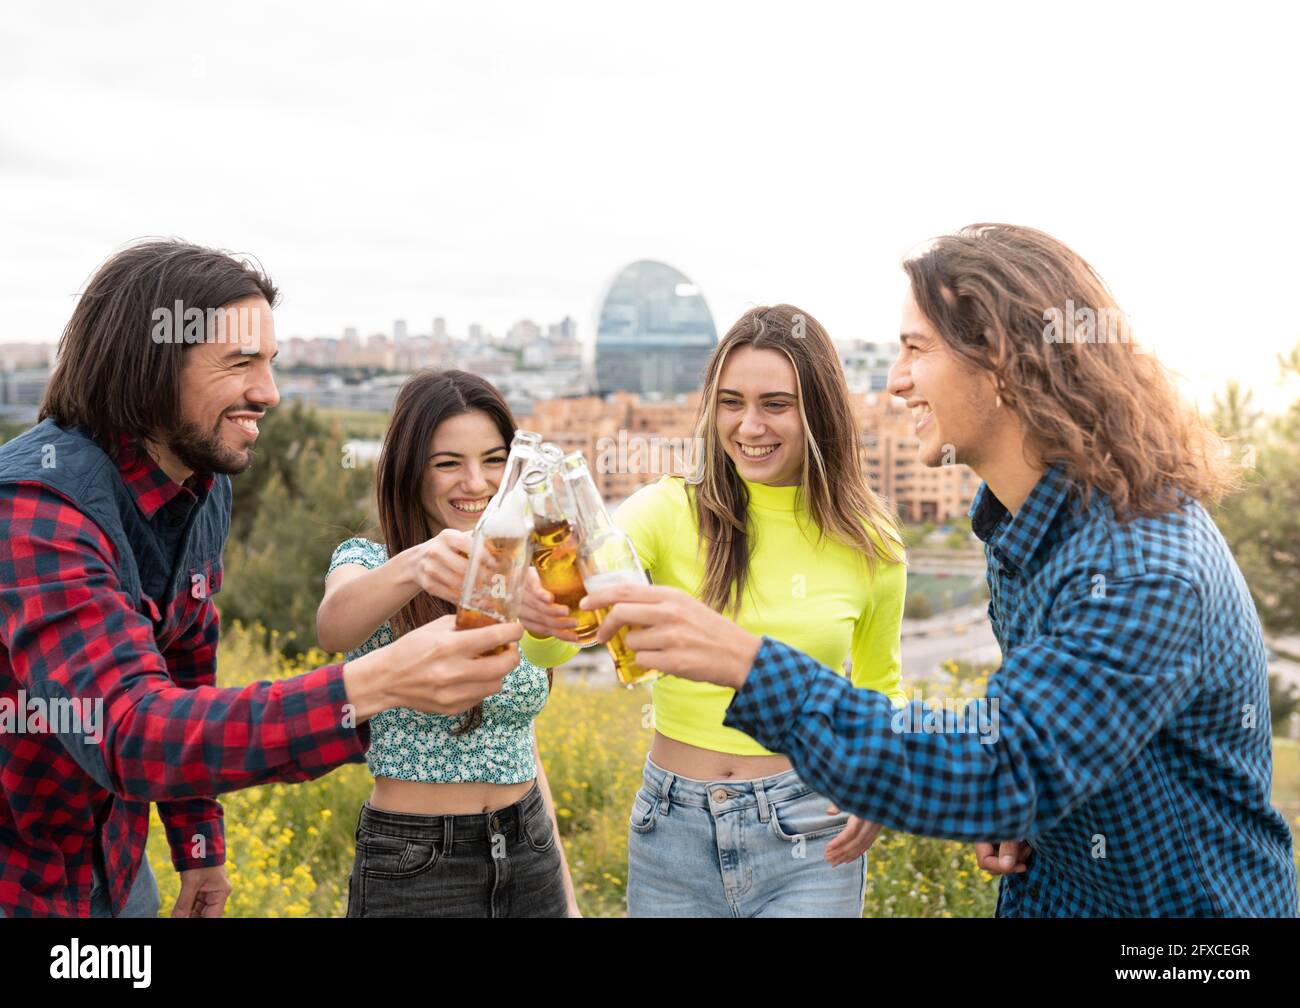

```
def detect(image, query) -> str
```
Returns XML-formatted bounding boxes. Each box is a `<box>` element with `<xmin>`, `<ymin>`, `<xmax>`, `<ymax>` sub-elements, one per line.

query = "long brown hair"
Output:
<box><xmin>41</xmin><ymin>239</ymin><xmax>278</xmax><ymax>453</ymax></box>
<box><xmin>688</xmin><ymin>305</ymin><xmax>903</xmax><ymax>615</ymax></box>
<box><xmin>902</xmin><ymin>224</ymin><xmax>1237</xmax><ymax>519</ymax></box>
<box><xmin>375</xmin><ymin>369</ymin><xmax>546</xmax><ymax>735</ymax></box>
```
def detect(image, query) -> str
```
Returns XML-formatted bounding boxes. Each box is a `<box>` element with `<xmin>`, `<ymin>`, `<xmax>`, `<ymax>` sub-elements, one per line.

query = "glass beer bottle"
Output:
<box><xmin>561</xmin><ymin>453</ymin><xmax>658</xmax><ymax>687</ymax></box>
<box><xmin>455</xmin><ymin>475</ymin><xmax>533</xmax><ymax>655</ymax></box>
<box><xmin>475</xmin><ymin>429</ymin><xmax>542</xmax><ymax>529</ymax></box>
<box><xmin>522</xmin><ymin>467</ymin><xmax>601</xmax><ymax>646</ymax></box>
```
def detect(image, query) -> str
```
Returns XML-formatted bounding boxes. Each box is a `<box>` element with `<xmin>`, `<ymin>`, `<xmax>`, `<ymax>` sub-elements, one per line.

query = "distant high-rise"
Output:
<box><xmin>393</xmin><ymin>319</ymin><xmax>408</xmax><ymax>344</ymax></box>
<box><xmin>548</xmin><ymin>316</ymin><xmax>577</xmax><ymax>343</ymax></box>
<box><xmin>594</xmin><ymin>260</ymin><xmax>717</xmax><ymax>396</ymax></box>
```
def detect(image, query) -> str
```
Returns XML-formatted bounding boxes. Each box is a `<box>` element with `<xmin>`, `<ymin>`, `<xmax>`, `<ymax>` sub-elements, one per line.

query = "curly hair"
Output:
<box><xmin>903</xmin><ymin>224</ymin><xmax>1237</xmax><ymax>520</ymax></box>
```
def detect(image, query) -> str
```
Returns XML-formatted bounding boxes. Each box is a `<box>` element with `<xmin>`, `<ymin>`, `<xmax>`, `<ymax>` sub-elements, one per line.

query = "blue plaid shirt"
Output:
<box><xmin>724</xmin><ymin>465</ymin><xmax>1298</xmax><ymax>916</ymax></box>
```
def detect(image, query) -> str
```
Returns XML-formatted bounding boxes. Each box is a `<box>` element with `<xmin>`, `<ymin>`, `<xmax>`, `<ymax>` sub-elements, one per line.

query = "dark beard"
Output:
<box><xmin>165</xmin><ymin>415</ymin><xmax>256</xmax><ymax>477</ymax></box>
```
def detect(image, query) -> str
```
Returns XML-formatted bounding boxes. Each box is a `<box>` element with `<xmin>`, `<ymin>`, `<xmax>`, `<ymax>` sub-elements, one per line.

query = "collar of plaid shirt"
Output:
<box><xmin>969</xmin><ymin>461</ymin><xmax>1076</xmax><ymax>575</ymax></box>
<box><xmin>111</xmin><ymin>433</ymin><xmax>217</xmax><ymax>519</ymax></box>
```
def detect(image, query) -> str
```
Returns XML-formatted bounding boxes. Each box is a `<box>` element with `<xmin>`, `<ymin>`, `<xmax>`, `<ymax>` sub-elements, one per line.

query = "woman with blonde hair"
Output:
<box><xmin>527</xmin><ymin>305</ymin><xmax>906</xmax><ymax>916</ymax></box>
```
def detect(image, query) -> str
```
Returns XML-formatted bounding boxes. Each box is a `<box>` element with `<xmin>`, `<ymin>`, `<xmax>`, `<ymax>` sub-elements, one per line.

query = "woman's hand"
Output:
<box><xmin>823</xmin><ymin>807</ymin><xmax>884</xmax><ymax>867</ymax></box>
<box><xmin>519</xmin><ymin>568</ymin><xmax>582</xmax><ymax>643</ymax></box>
<box><xmin>405</xmin><ymin>529</ymin><xmax>472</xmax><ymax>605</ymax></box>
<box><xmin>580</xmin><ymin>583</ymin><xmax>761</xmax><ymax>690</ymax></box>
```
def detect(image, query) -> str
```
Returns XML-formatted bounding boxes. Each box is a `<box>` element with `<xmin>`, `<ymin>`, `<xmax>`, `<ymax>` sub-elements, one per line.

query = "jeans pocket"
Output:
<box><xmin>628</xmin><ymin>790</ymin><xmax>659</xmax><ymax>834</ymax></box>
<box><xmin>357</xmin><ymin>834</ymin><xmax>441</xmax><ymax>879</ymax></box>
<box><xmin>769</xmin><ymin>791</ymin><xmax>849</xmax><ymax>842</ymax></box>
<box><xmin>523</xmin><ymin>808</ymin><xmax>557</xmax><ymax>853</ymax></box>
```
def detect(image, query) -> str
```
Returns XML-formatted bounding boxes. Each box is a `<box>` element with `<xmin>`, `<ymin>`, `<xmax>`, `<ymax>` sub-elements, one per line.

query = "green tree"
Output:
<box><xmin>1211</xmin><ymin>348</ymin><xmax>1300</xmax><ymax>635</ymax></box>
<box><xmin>217</xmin><ymin>403</ymin><xmax>375</xmax><ymax>658</ymax></box>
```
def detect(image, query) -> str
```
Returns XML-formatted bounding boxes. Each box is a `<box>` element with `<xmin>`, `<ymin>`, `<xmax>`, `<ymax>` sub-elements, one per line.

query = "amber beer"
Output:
<box><xmin>455</xmin><ymin>479</ymin><xmax>532</xmax><ymax>656</ymax></box>
<box><xmin>523</xmin><ymin>467</ymin><xmax>601</xmax><ymax>646</ymax></box>
<box><xmin>453</xmin><ymin>606</ymin><xmax>508</xmax><ymax>655</ymax></box>
<box><xmin>582</xmin><ymin>568</ymin><xmax>657</xmax><ymax>686</ymax></box>
<box><xmin>531</xmin><ymin>516</ymin><xmax>601</xmax><ymax>645</ymax></box>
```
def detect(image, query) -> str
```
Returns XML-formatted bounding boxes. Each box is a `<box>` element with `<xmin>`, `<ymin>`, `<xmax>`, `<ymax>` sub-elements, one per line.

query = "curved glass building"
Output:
<box><xmin>594</xmin><ymin>260</ymin><xmax>717</xmax><ymax>396</ymax></box>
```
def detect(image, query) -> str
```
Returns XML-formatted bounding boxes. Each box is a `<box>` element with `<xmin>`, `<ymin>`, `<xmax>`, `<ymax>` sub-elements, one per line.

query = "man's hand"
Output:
<box><xmin>172</xmin><ymin>865</ymin><xmax>230</xmax><ymax>918</ymax></box>
<box><xmin>519</xmin><ymin>568</ymin><xmax>581</xmax><ymax>643</ymax></box>
<box><xmin>344</xmin><ymin>614</ymin><xmax>523</xmax><ymax>721</ymax></box>
<box><xmin>824</xmin><ymin>807</ymin><xmax>884</xmax><ymax>867</ymax></box>
<box><xmin>974</xmin><ymin>840</ymin><xmax>1032</xmax><ymax>875</ymax></box>
<box><xmin>580</xmin><ymin>583</ymin><xmax>760</xmax><ymax>691</ymax></box>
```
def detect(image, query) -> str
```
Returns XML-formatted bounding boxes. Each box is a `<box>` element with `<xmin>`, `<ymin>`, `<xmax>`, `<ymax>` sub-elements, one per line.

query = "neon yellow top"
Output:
<box><xmin>522</xmin><ymin>475</ymin><xmax>907</xmax><ymax>755</ymax></box>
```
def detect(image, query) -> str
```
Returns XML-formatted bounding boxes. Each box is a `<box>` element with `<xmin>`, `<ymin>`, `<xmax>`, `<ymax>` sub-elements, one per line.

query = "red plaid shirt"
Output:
<box><xmin>0</xmin><ymin>435</ymin><xmax>368</xmax><ymax>917</ymax></box>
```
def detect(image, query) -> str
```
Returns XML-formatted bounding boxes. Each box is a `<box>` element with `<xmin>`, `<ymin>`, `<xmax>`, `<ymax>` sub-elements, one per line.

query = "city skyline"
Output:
<box><xmin>3</xmin><ymin>4</ymin><xmax>1299</xmax><ymax>413</ymax></box>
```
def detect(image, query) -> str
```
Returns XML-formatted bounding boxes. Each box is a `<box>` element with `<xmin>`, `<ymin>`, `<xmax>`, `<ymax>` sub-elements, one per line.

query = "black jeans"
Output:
<box><xmin>346</xmin><ymin>781</ymin><xmax>568</xmax><ymax>918</ymax></box>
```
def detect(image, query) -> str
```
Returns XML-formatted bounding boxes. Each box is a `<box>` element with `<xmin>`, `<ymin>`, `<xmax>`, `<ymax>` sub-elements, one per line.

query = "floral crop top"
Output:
<box><xmin>326</xmin><ymin>537</ymin><xmax>551</xmax><ymax>785</ymax></box>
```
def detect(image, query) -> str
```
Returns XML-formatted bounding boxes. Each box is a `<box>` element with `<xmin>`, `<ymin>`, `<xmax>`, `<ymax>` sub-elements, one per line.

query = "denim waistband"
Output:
<box><xmin>357</xmin><ymin>780</ymin><xmax>546</xmax><ymax>845</ymax></box>
<box><xmin>640</xmin><ymin>755</ymin><xmax>816</xmax><ymax>817</ymax></box>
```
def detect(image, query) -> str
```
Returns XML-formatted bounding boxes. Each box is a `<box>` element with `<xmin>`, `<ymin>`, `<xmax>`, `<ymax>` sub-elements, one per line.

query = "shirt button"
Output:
<box><xmin>711</xmin><ymin>788</ymin><xmax>728</xmax><ymax>802</ymax></box>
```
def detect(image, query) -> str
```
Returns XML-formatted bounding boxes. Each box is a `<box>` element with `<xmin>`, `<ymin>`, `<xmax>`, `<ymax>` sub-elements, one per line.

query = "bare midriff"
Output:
<box><xmin>649</xmin><ymin>731</ymin><xmax>792</xmax><ymax>781</ymax></box>
<box><xmin>369</xmin><ymin>777</ymin><xmax>535</xmax><ymax>815</ymax></box>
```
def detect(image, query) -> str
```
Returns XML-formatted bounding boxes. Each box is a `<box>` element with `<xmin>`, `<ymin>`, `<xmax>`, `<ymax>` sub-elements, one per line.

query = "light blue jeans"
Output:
<box><xmin>626</xmin><ymin>756</ymin><xmax>867</xmax><ymax>917</ymax></box>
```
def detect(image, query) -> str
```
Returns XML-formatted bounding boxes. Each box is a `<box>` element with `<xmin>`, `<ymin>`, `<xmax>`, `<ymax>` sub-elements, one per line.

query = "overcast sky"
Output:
<box><xmin>3</xmin><ymin>2</ymin><xmax>1298</xmax><ymax>409</ymax></box>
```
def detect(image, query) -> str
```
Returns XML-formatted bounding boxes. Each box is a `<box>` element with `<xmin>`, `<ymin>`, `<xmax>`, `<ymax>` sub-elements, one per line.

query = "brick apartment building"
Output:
<box><xmin>531</xmin><ymin>390</ymin><xmax>977</xmax><ymax>520</ymax></box>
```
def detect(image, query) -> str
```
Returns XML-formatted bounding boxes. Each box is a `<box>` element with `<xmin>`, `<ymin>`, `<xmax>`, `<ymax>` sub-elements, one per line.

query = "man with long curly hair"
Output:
<box><xmin>583</xmin><ymin>224</ymin><xmax>1298</xmax><ymax>917</ymax></box>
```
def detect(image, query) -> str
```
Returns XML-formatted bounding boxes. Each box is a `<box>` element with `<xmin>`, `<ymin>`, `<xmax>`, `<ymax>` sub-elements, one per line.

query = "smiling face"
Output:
<box><xmin>162</xmin><ymin>295</ymin><xmax>279</xmax><ymax>479</ymax></box>
<box><xmin>421</xmin><ymin>409</ymin><xmax>509</xmax><ymax>532</ymax></box>
<box><xmin>714</xmin><ymin>343</ymin><xmax>804</xmax><ymax>487</ymax></box>
<box><xmin>889</xmin><ymin>287</ymin><xmax>1001</xmax><ymax>469</ymax></box>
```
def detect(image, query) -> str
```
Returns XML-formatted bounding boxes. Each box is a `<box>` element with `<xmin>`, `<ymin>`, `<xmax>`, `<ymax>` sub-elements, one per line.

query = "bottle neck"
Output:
<box><xmin>566</xmin><ymin>468</ymin><xmax>611</xmax><ymax>538</ymax></box>
<box><xmin>481</xmin><ymin>443</ymin><xmax>538</xmax><ymax>525</ymax></box>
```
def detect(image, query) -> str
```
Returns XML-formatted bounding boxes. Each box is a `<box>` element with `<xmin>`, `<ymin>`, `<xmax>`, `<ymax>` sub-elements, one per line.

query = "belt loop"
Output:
<box><xmin>656</xmin><ymin>766</ymin><xmax>674</xmax><ymax>816</ymax></box>
<box><xmin>441</xmin><ymin>815</ymin><xmax>455</xmax><ymax>856</ymax></box>
<box><xmin>515</xmin><ymin>793</ymin><xmax>527</xmax><ymax>845</ymax></box>
<box><xmin>754</xmin><ymin>777</ymin><xmax>771</xmax><ymax>823</ymax></box>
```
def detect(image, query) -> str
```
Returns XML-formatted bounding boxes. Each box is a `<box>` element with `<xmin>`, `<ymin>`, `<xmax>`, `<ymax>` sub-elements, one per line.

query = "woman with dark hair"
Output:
<box><xmin>317</xmin><ymin>369</ymin><xmax>579</xmax><ymax>917</ymax></box>
<box><xmin>525</xmin><ymin>306</ymin><xmax>907</xmax><ymax>917</ymax></box>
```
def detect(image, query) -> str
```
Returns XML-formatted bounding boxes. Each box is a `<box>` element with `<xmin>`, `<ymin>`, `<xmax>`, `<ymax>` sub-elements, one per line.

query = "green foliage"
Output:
<box><xmin>0</xmin><ymin>419</ymin><xmax>32</xmax><ymax>444</ymax></box>
<box><xmin>900</xmin><ymin>523</ymin><xmax>927</xmax><ymax>549</ymax></box>
<box><xmin>943</xmin><ymin>528</ymin><xmax>968</xmax><ymax>549</ymax></box>
<box><xmin>217</xmin><ymin>401</ymin><xmax>374</xmax><ymax>657</ymax></box>
<box><xmin>1212</xmin><ymin>350</ymin><xmax>1300</xmax><ymax>635</ymax></box>
<box><xmin>904</xmin><ymin>593</ymin><xmax>934</xmax><ymax>619</ymax></box>
<box><xmin>315</xmin><ymin>408</ymin><xmax>389</xmax><ymax>440</ymax></box>
<box><xmin>1270</xmin><ymin>673</ymin><xmax>1300</xmax><ymax>735</ymax></box>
